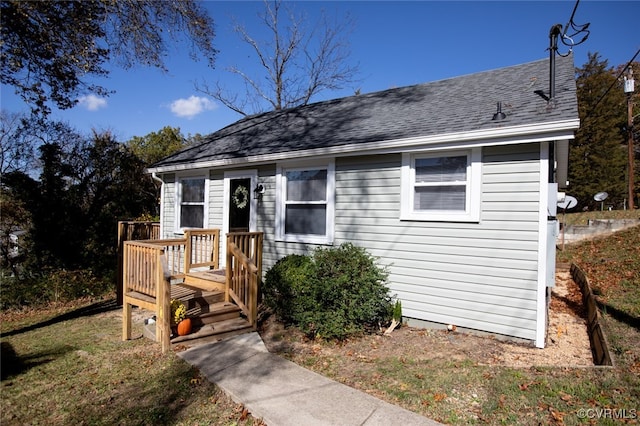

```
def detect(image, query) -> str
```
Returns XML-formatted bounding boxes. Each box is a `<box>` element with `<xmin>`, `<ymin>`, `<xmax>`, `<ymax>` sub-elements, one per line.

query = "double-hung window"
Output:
<box><xmin>177</xmin><ymin>176</ymin><xmax>207</xmax><ymax>230</ymax></box>
<box><xmin>401</xmin><ymin>148</ymin><xmax>480</xmax><ymax>222</ymax></box>
<box><xmin>276</xmin><ymin>161</ymin><xmax>335</xmax><ymax>244</ymax></box>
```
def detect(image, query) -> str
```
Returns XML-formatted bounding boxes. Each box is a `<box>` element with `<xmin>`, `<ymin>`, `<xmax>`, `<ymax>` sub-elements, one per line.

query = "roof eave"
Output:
<box><xmin>146</xmin><ymin>118</ymin><xmax>580</xmax><ymax>174</ymax></box>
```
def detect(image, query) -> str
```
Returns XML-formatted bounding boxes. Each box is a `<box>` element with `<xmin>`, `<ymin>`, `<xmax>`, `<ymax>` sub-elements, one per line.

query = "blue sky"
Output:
<box><xmin>1</xmin><ymin>1</ymin><xmax>638</xmax><ymax>142</ymax></box>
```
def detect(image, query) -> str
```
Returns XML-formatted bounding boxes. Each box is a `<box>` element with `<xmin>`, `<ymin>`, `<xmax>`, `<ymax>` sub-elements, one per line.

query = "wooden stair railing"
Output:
<box><xmin>226</xmin><ymin>232</ymin><xmax>263</xmax><ymax>328</ymax></box>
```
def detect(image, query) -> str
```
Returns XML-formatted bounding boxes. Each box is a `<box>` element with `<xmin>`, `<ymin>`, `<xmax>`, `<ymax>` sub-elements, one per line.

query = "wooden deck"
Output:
<box><xmin>121</xmin><ymin>227</ymin><xmax>263</xmax><ymax>352</ymax></box>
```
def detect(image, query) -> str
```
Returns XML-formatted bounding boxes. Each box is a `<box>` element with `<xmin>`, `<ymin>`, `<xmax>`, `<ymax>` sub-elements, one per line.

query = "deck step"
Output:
<box><xmin>187</xmin><ymin>302</ymin><xmax>242</xmax><ymax>326</ymax></box>
<box><xmin>184</xmin><ymin>269</ymin><xmax>226</xmax><ymax>291</ymax></box>
<box><xmin>173</xmin><ymin>283</ymin><xmax>223</xmax><ymax>300</ymax></box>
<box><xmin>170</xmin><ymin>317</ymin><xmax>253</xmax><ymax>346</ymax></box>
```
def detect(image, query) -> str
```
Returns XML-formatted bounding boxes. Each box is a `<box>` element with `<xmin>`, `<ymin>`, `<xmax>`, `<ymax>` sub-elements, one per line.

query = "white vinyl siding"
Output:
<box><xmin>207</xmin><ymin>170</ymin><xmax>224</xmax><ymax>231</ymax></box>
<box><xmin>161</xmin><ymin>174</ymin><xmax>176</xmax><ymax>238</ymax></box>
<box><xmin>159</xmin><ymin>144</ymin><xmax>544</xmax><ymax>343</ymax></box>
<box><xmin>331</xmin><ymin>145</ymin><xmax>541</xmax><ymax>341</ymax></box>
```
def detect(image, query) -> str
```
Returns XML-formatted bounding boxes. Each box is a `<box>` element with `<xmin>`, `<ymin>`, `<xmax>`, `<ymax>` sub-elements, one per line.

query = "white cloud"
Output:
<box><xmin>169</xmin><ymin>95</ymin><xmax>215</xmax><ymax>119</ymax></box>
<box><xmin>77</xmin><ymin>94</ymin><xmax>107</xmax><ymax>111</ymax></box>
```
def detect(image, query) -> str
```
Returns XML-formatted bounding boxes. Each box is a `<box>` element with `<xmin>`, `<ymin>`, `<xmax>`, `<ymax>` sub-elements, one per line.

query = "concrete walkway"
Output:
<box><xmin>178</xmin><ymin>332</ymin><xmax>442</xmax><ymax>426</ymax></box>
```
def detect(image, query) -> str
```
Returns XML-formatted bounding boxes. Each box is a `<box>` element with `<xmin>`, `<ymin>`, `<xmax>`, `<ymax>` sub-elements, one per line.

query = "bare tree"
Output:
<box><xmin>0</xmin><ymin>111</ymin><xmax>85</xmax><ymax>178</ymax></box>
<box><xmin>0</xmin><ymin>111</ymin><xmax>34</xmax><ymax>176</ymax></box>
<box><xmin>196</xmin><ymin>0</ymin><xmax>359</xmax><ymax>116</ymax></box>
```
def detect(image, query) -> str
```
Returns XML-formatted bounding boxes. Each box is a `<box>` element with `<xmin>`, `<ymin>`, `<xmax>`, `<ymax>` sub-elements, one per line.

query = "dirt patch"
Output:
<box><xmin>259</xmin><ymin>270</ymin><xmax>594</xmax><ymax>368</ymax></box>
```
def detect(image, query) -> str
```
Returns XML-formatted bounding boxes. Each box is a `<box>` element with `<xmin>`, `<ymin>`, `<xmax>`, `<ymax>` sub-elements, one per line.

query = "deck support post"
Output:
<box><xmin>157</xmin><ymin>253</ymin><xmax>171</xmax><ymax>353</ymax></box>
<box><xmin>122</xmin><ymin>299</ymin><xmax>132</xmax><ymax>340</ymax></box>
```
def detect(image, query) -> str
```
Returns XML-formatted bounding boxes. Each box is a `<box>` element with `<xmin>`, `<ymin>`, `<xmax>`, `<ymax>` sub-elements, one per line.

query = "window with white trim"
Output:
<box><xmin>177</xmin><ymin>176</ymin><xmax>206</xmax><ymax>229</ymax></box>
<box><xmin>276</xmin><ymin>161</ymin><xmax>335</xmax><ymax>244</ymax></box>
<box><xmin>401</xmin><ymin>148</ymin><xmax>481</xmax><ymax>222</ymax></box>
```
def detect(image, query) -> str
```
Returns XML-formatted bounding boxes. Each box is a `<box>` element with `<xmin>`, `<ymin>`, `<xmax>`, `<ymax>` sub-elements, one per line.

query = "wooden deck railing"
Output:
<box><xmin>118</xmin><ymin>221</ymin><xmax>161</xmax><ymax>241</ymax></box>
<box><xmin>122</xmin><ymin>240</ymin><xmax>172</xmax><ymax>352</ymax></box>
<box><xmin>116</xmin><ymin>221</ymin><xmax>161</xmax><ymax>304</ymax></box>
<box><xmin>121</xmin><ymin>228</ymin><xmax>262</xmax><ymax>352</ymax></box>
<box><xmin>185</xmin><ymin>229</ymin><xmax>220</xmax><ymax>271</ymax></box>
<box><xmin>226</xmin><ymin>232</ymin><xmax>263</xmax><ymax>327</ymax></box>
<box><xmin>154</xmin><ymin>238</ymin><xmax>187</xmax><ymax>279</ymax></box>
<box><xmin>133</xmin><ymin>229</ymin><xmax>221</xmax><ymax>279</ymax></box>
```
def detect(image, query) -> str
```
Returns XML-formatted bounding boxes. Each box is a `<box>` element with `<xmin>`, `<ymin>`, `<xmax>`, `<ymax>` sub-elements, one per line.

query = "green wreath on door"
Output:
<box><xmin>232</xmin><ymin>185</ymin><xmax>249</xmax><ymax>209</ymax></box>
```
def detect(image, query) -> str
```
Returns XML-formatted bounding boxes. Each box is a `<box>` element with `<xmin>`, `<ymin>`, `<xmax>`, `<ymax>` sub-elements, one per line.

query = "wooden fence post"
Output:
<box><xmin>116</xmin><ymin>222</ymin><xmax>126</xmax><ymax>305</ymax></box>
<box><xmin>157</xmin><ymin>252</ymin><xmax>171</xmax><ymax>353</ymax></box>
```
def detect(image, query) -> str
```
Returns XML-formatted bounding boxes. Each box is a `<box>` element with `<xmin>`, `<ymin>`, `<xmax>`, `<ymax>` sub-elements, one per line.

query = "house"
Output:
<box><xmin>147</xmin><ymin>54</ymin><xmax>579</xmax><ymax>348</ymax></box>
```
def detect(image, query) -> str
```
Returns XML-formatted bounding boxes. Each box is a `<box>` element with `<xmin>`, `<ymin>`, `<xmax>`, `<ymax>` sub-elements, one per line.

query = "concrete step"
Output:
<box><xmin>171</xmin><ymin>317</ymin><xmax>254</xmax><ymax>347</ymax></box>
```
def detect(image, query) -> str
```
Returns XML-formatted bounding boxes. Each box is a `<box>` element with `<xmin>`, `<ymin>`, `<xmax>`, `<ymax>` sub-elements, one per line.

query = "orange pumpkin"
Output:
<box><xmin>177</xmin><ymin>318</ymin><xmax>192</xmax><ymax>336</ymax></box>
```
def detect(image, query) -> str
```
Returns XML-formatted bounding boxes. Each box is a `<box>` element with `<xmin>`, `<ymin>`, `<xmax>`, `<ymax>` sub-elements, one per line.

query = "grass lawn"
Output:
<box><xmin>0</xmin><ymin>300</ymin><xmax>264</xmax><ymax>426</ymax></box>
<box><xmin>1</xmin><ymin>212</ymin><xmax>638</xmax><ymax>425</ymax></box>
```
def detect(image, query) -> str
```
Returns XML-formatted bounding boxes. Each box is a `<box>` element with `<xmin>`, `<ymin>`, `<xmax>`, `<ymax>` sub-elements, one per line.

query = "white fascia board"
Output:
<box><xmin>146</xmin><ymin>119</ymin><xmax>580</xmax><ymax>174</ymax></box>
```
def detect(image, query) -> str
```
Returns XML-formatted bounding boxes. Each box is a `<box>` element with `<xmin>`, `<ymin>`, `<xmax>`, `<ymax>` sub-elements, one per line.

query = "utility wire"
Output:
<box><xmin>558</xmin><ymin>0</ymin><xmax>590</xmax><ymax>56</ymax></box>
<box><xmin>582</xmin><ymin>48</ymin><xmax>640</xmax><ymax>124</ymax></box>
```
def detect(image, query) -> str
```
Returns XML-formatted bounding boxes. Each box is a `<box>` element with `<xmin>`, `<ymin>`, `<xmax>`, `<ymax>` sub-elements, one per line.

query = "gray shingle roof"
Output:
<box><xmin>151</xmin><ymin>54</ymin><xmax>577</xmax><ymax>170</ymax></box>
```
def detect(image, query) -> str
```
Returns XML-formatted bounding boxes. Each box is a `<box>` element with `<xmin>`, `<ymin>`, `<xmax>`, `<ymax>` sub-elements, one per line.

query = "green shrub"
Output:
<box><xmin>262</xmin><ymin>254</ymin><xmax>315</xmax><ymax>324</ymax></box>
<box><xmin>262</xmin><ymin>243</ymin><xmax>394</xmax><ymax>340</ymax></box>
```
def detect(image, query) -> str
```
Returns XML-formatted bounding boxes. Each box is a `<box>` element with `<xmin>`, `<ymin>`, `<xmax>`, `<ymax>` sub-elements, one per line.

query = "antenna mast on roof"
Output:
<box><xmin>548</xmin><ymin>24</ymin><xmax>563</xmax><ymax>106</ymax></box>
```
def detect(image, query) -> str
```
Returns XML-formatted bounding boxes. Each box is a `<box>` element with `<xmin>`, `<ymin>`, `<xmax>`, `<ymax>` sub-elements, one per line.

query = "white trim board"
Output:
<box><xmin>147</xmin><ymin>120</ymin><xmax>579</xmax><ymax>174</ymax></box>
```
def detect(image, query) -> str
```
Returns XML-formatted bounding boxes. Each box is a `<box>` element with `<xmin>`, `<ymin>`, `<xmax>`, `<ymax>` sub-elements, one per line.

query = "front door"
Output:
<box><xmin>228</xmin><ymin>178</ymin><xmax>251</xmax><ymax>232</ymax></box>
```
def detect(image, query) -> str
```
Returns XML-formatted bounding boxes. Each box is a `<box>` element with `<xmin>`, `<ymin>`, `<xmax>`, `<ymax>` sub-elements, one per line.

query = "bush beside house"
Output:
<box><xmin>263</xmin><ymin>243</ymin><xmax>394</xmax><ymax>340</ymax></box>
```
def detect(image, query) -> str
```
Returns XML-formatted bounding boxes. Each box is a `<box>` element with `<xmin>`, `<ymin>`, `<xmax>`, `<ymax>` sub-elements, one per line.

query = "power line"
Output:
<box><xmin>582</xmin><ymin>48</ymin><xmax>640</xmax><ymax>124</ymax></box>
<box><xmin>556</xmin><ymin>0</ymin><xmax>590</xmax><ymax>57</ymax></box>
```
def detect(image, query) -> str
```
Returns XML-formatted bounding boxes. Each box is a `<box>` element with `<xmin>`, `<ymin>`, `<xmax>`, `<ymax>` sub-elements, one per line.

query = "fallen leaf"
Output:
<box><xmin>433</xmin><ymin>393</ymin><xmax>447</xmax><ymax>402</ymax></box>
<box><xmin>498</xmin><ymin>394</ymin><xmax>506</xmax><ymax>408</ymax></box>
<box><xmin>559</xmin><ymin>392</ymin><xmax>572</xmax><ymax>402</ymax></box>
<box><xmin>549</xmin><ymin>406</ymin><xmax>565</xmax><ymax>424</ymax></box>
<box><xmin>239</xmin><ymin>408</ymin><xmax>250</xmax><ymax>421</ymax></box>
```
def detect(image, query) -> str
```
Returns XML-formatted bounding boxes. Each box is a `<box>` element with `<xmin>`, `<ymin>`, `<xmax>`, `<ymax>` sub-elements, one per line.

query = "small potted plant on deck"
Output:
<box><xmin>170</xmin><ymin>299</ymin><xmax>191</xmax><ymax>336</ymax></box>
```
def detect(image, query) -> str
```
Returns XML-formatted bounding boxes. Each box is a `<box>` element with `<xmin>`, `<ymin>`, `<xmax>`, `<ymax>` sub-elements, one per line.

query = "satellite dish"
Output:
<box><xmin>557</xmin><ymin>195</ymin><xmax>577</xmax><ymax>210</ymax></box>
<box><xmin>594</xmin><ymin>192</ymin><xmax>608</xmax><ymax>202</ymax></box>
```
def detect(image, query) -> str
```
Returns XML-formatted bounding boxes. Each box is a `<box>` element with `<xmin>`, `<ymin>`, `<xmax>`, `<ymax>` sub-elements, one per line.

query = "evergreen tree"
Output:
<box><xmin>570</xmin><ymin>53</ymin><xmax>627</xmax><ymax>210</ymax></box>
